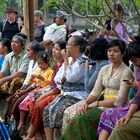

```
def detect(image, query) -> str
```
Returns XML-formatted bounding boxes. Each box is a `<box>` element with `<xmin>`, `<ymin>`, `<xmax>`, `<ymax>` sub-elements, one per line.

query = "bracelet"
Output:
<box><xmin>96</xmin><ymin>101</ymin><xmax>99</xmax><ymax>107</ymax></box>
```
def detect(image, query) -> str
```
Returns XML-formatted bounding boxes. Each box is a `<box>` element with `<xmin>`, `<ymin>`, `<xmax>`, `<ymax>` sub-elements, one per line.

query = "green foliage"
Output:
<box><xmin>43</xmin><ymin>0</ymin><xmax>59</xmax><ymax>10</ymax></box>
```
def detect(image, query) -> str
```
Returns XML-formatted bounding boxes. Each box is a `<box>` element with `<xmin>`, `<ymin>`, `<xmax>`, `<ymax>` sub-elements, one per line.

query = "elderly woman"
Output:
<box><xmin>42</xmin><ymin>36</ymin><xmax>88</xmax><ymax>140</ymax></box>
<box><xmin>62</xmin><ymin>37</ymin><xmax>109</xmax><ymax>131</ymax></box>
<box><xmin>61</xmin><ymin>39</ymin><xmax>133</xmax><ymax>140</ymax></box>
<box><xmin>108</xmin><ymin>37</ymin><xmax>140</xmax><ymax>140</ymax></box>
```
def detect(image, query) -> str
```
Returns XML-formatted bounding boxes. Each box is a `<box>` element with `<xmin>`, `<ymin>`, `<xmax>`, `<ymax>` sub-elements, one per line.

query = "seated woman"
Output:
<box><xmin>43</xmin><ymin>36</ymin><xmax>88</xmax><ymax>140</ymax></box>
<box><xmin>61</xmin><ymin>39</ymin><xmax>133</xmax><ymax>140</ymax></box>
<box><xmin>24</xmin><ymin>41</ymin><xmax>67</xmax><ymax>140</ymax></box>
<box><xmin>62</xmin><ymin>37</ymin><xmax>109</xmax><ymax>131</ymax></box>
<box><xmin>108</xmin><ymin>37</ymin><xmax>140</xmax><ymax>140</ymax></box>
<box><xmin>17</xmin><ymin>51</ymin><xmax>53</xmax><ymax>131</ymax></box>
<box><xmin>5</xmin><ymin>41</ymin><xmax>43</xmax><ymax>122</ymax></box>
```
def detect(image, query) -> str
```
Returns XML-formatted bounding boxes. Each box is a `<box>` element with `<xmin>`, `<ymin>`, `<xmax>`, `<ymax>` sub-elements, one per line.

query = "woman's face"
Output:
<box><xmin>66</xmin><ymin>37</ymin><xmax>79</xmax><ymax>57</ymax></box>
<box><xmin>26</xmin><ymin>46</ymin><xmax>36</xmax><ymax>60</ymax></box>
<box><xmin>107</xmin><ymin>46</ymin><xmax>123</xmax><ymax>64</ymax></box>
<box><xmin>52</xmin><ymin>43</ymin><xmax>62</xmax><ymax>59</ymax></box>
<box><xmin>130</xmin><ymin>56</ymin><xmax>140</xmax><ymax>67</ymax></box>
<box><xmin>115</xmin><ymin>9</ymin><xmax>123</xmax><ymax>17</ymax></box>
<box><xmin>18</xmin><ymin>17</ymin><xmax>24</xmax><ymax>27</ymax></box>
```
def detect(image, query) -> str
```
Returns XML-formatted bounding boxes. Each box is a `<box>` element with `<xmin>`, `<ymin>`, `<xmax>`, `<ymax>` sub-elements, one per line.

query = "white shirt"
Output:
<box><xmin>43</xmin><ymin>23</ymin><xmax>66</xmax><ymax>43</ymax></box>
<box><xmin>23</xmin><ymin>60</ymin><xmax>39</xmax><ymax>85</ymax></box>
<box><xmin>54</xmin><ymin>56</ymin><xmax>88</xmax><ymax>100</ymax></box>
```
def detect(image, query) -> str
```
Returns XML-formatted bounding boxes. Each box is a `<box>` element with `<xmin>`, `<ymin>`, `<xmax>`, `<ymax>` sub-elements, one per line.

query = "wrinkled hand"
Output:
<box><xmin>115</xmin><ymin>115</ymin><xmax>131</xmax><ymax>128</ymax></box>
<box><xmin>61</xmin><ymin>49</ymin><xmax>69</xmax><ymax>62</ymax></box>
<box><xmin>76</xmin><ymin>100</ymin><xmax>88</xmax><ymax>115</ymax></box>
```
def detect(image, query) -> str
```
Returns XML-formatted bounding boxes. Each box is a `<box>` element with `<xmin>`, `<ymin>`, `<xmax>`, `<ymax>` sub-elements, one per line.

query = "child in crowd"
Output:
<box><xmin>17</xmin><ymin>51</ymin><xmax>53</xmax><ymax>131</ymax></box>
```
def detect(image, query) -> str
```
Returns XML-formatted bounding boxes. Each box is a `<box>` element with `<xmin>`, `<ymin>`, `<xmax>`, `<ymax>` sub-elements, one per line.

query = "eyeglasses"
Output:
<box><xmin>66</xmin><ymin>43</ymin><xmax>78</xmax><ymax>46</ymax></box>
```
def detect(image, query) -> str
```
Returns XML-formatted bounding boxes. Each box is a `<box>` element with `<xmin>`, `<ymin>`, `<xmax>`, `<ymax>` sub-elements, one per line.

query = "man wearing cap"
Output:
<box><xmin>42</xmin><ymin>10</ymin><xmax>68</xmax><ymax>47</ymax></box>
<box><xmin>34</xmin><ymin>10</ymin><xmax>46</xmax><ymax>43</ymax></box>
<box><xmin>0</xmin><ymin>33</ymin><xmax>29</xmax><ymax>91</ymax></box>
<box><xmin>0</xmin><ymin>7</ymin><xmax>20</xmax><ymax>41</ymax></box>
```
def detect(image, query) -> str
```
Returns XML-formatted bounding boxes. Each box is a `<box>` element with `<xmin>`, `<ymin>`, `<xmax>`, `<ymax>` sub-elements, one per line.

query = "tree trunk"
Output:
<box><xmin>23</xmin><ymin>0</ymin><xmax>34</xmax><ymax>42</ymax></box>
<box><xmin>34</xmin><ymin>0</ymin><xmax>38</xmax><ymax>10</ymax></box>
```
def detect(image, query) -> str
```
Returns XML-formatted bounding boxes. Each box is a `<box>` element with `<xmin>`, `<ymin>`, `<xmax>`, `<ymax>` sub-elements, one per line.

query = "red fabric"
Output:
<box><xmin>29</xmin><ymin>93</ymin><xmax>59</xmax><ymax>129</ymax></box>
<box><xmin>29</xmin><ymin>62</ymin><xmax>62</xmax><ymax>129</ymax></box>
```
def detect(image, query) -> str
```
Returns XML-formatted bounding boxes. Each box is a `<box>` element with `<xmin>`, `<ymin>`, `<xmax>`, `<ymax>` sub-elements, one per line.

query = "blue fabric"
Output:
<box><xmin>0</xmin><ymin>55</ymin><xmax>5</xmax><ymax>70</ymax></box>
<box><xmin>0</xmin><ymin>123</ymin><xmax>10</xmax><ymax>140</ymax></box>
<box><xmin>84</xmin><ymin>60</ymin><xmax>109</xmax><ymax>92</ymax></box>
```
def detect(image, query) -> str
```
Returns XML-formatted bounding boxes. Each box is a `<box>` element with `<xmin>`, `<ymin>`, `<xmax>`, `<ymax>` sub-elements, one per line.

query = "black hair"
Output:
<box><xmin>114</xmin><ymin>3</ymin><xmax>124</xmax><ymax>13</ymax></box>
<box><xmin>108</xmin><ymin>39</ymin><xmax>129</xmax><ymax>66</ymax></box>
<box><xmin>15</xmin><ymin>33</ymin><xmax>27</xmax><ymax>45</ymax></box>
<box><xmin>28</xmin><ymin>41</ymin><xmax>44</xmax><ymax>53</ymax></box>
<box><xmin>55</xmin><ymin>40</ymin><xmax>67</xmax><ymax>50</ymax></box>
<box><xmin>71</xmin><ymin>36</ymin><xmax>87</xmax><ymax>53</ymax></box>
<box><xmin>108</xmin><ymin>39</ymin><xmax>126</xmax><ymax>55</ymax></box>
<box><xmin>87</xmin><ymin>31</ymin><xmax>94</xmax><ymax>39</ymax></box>
<box><xmin>37</xmin><ymin>51</ymin><xmax>49</xmax><ymax>64</ymax></box>
<box><xmin>105</xmin><ymin>19</ymin><xmax>111</xmax><ymax>31</ymax></box>
<box><xmin>16</xmin><ymin>33</ymin><xmax>27</xmax><ymax>40</ymax></box>
<box><xmin>0</xmin><ymin>38</ymin><xmax>11</xmax><ymax>52</ymax></box>
<box><xmin>89</xmin><ymin>37</ymin><xmax>108</xmax><ymax>60</ymax></box>
<box><xmin>127</xmin><ymin>36</ymin><xmax>140</xmax><ymax>58</ymax></box>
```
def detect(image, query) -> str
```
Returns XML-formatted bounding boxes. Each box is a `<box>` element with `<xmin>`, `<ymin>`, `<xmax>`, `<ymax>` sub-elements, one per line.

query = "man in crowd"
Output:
<box><xmin>0</xmin><ymin>7</ymin><xmax>20</xmax><ymax>41</ymax></box>
<box><xmin>0</xmin><ymin>33</ymin><xmax>29</xmax><ymax>93</ymax></box>
<box><xmin>42</xmin><ymin>10</ymin><xmax>68</xmax><ymax>47</ymax></box>
<box><xmin>34</xmin><ymin>10</ymin><xmax>46</xmax><ymax>43</ymax></box>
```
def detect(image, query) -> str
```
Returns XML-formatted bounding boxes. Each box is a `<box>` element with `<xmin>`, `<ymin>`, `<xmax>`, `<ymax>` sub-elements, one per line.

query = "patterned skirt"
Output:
<box><xmin>43</xmin><ymin>94</ymin><xmax>80</xmax><ymax>128</ymax></box>
<box><xmin>97</xmin><ymin>106</ymin><xmax>129</xmax><ymax>135</ymax></box>
<box><xmin>61</xmin><ymin>107</ymin><xmax>103</xmax><ymax>140</ymax></box>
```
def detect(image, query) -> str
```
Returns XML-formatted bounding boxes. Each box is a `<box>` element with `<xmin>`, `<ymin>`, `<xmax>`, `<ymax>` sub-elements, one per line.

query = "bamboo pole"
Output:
<box><xmin>23</xmin><ymin>0</ymin><xmax>34</xmax><ymax>42</ymax></box>
<box><xmin>34</xmin><ymin>0</ymin><xmax>38</xmax><ymax>10</ymax></box>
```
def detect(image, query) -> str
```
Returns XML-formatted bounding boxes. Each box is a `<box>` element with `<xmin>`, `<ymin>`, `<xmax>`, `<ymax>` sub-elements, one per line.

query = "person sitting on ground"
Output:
<box><xmin>5</xmin><ymin>41</ymin><xmax>43</xmax><ymax>123</ymax></box>
<box><xmin>108</xmin><ymin>36</ymin><xmax>140</xmax><ymax>140</ymax></box>
<box><xmin>43</xmin><ymin>36</ymin><xmax>88</xmax><ymax>140</ymax></box>
<box><xmin>62</xmin><ymin>37</ymin><xmax>109</xmax><ymax>132</ymax></box>
<box><xmin>0</xmin><ymin>33</ymin><xmax>29</xmax><ymax>95</ymax></box>
<box><xmin>24</xmin><ymin>41</ymin><xmax>67</xmax><ymax>140</ymax></box>
<box><xmin>17</xmin><ymin>51</ymin><xmax>53</xmax><ymax>132</ymax></box>
<box><xmin>61</xmin><ymin>39</ymin><xmax>133</xmax><ymax>140</ymax></box>
<box><xmin>0</xmin><ymin>38</ymin><xmax>11</xmax><ymax>70</ymax></box>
